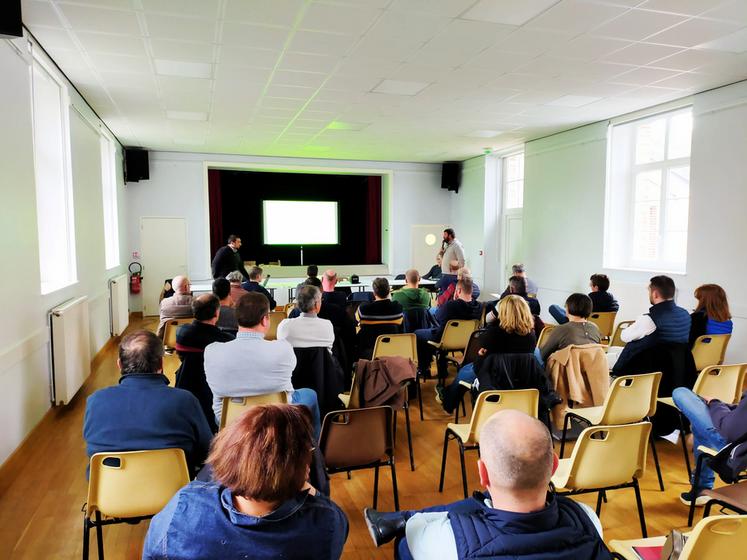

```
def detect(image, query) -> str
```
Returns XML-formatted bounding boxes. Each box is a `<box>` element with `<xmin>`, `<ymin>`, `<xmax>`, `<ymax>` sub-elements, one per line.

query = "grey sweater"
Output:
<box><xmin>540</xmin><ymin>321</ymin><xmax>601</xmax><ymax>362</ymax></box>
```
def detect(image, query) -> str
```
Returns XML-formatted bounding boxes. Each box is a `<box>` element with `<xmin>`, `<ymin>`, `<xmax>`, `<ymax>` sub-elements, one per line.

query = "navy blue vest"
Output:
<box><xmin>647</xmin><ymin>300</ymin><xmax>691</xmax><ymax>343</ymax></box>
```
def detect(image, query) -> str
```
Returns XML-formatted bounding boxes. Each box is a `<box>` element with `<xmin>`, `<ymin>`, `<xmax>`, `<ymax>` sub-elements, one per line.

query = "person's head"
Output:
<box><xmin>306</xmin><ymin>264</ymin><xmax>318</xmax><ymax>278</ymax></box>
<box><xmin>235</xmin><ymin>292</ymin><xmax>270</xmax><ymax>331</ymax></box>
<box><xmin>226</xmin><ymin>271</ymin><xmax>244</xmax><ymax>284</ymax></box>
<box><xmin>208</xmin><ymin>404</ymin><xmax>313</xmax><ymax>505</ymax></box>
<box><xmin>498</xmin><ymin>295</ymin><xmax>534</xmax><ymax>336</ymax></box>
<box><xmin>477</xmin><ymin>410</ymin><xmax>556</xmax><ymax>512</ymax></box>
<box><xmin>212</xmin><ymin>277</ymin><xmax>231</xmax><ymax>302</ymax></box>
<box><xmin>589</xmin><ymin>273</ymin><xmax>610</xmax><ymax>293</ymax></box>
<box><xmin>172</xmin><ymin>275</ymin><xmax>190</xmax><ymax>294</ymax></box>
<box><xmin>448</xmin><ymin>260</ymin><xmax>460</xmax><ymax>273</ymax></box>
<box><xmin>511</xmin><ymin>263</ymin><xmax>526</xmax><ymax>278</ymax></box>
<box><xmin>443</xmin><ymin>228</ymin><xmax>455</xmax><ymax>242</ymax></box>
<box><xmin>118</xmin><ymin>330</ymin><xmax>164</xmax><ymax>374</ymax></box>
<box><xmin>192</xmin><ymin>293</ymin><xmax>220</xmax><ymax>324</ymax></box>
<box><xmin>405</xmin><ymin>268</ymin><xmax>420</xmax><ymax>287</ymax></box>
<box><xmin>565</xmin><ymin>293</ymin><xmax>593</xmax><ymax>319</ymax></box>
<box><xmin>227</xmin><ymin>234</ymin><xmax>242</xmax><ymax>250</ymax></box>
<box><xmin>372</xmin><ymin>277</ymin><xmax>390</xmax><ymax>300</ymax></box>
<box><xmin>436</xmin><ymin>251</ymin><xmax>443</xmax><ymax>265</ymax></box>
<box><xmin>455</xmin><ymin>278</ymin><xmax>473</xmax><ymax>301</ymax></box>
<box><xmin>249</xmin><ymin>266</ymin><xmax>263</xmax><ymax>282</ymax></box>
<box><xmin>322</xmin><ymin>269</ymin><xmax>338</xmax><ymax>292</ymax></box>
<box><xmin>507</xmin><ymin>275</ymin><xmax>527</xmax><ymax>296</ymax></box>
<box><xmin>457</xmin><ymin>266</ymin><xmax>472</xmax><ymax>281</ymax></box>
<box><xmin>694</xmin><ymin>284</ymin><xmax>731</xmax><ymax>322</ymax></box>
<box><xmin>649</xmin><ymin>275</ymin><xmax>676</xmax><ymax>304</ymax></box>
<box><xmin>297</xmin><ymin>285</ymin><xmax>322</xmax><ymax>314</ymax></box>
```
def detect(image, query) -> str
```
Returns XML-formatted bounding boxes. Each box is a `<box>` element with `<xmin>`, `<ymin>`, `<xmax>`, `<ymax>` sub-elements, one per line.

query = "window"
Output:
<box><xmin>100</xmin><ymin>133</ymin><xmax>119</xmax><ymax>269</ymax></box>
<box><xmin>503</xmin><ymin>152</ymin><xmax>524</xmax><ymax>209</ymax></box>
<box><xmin>604</xmin><ymin>107</ymin><xmax>692</xmax><ymax>273</ymax></box>
<box><xmin>31</xmin><ymin>56</ymin><xmax>77</xmax><ymax>294</ymax></box>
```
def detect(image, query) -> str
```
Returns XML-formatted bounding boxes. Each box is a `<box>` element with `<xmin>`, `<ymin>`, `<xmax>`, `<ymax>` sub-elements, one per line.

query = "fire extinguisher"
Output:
<box><xmin>129</xmin><ymin>262</ymin><xmax>142</xmax><ymax>294</ymax></box>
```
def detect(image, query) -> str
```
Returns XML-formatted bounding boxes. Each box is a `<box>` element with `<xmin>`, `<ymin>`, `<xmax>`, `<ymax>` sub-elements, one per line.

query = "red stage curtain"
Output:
<box><xmin>364</xmin><ymin>176</ymin><xmax>382</xmax><ymax>264</ymax></box>
<box><xmin>207</xmin><ymin>169</ymin><xmax>224</xmax><ymax>258</ymax></box>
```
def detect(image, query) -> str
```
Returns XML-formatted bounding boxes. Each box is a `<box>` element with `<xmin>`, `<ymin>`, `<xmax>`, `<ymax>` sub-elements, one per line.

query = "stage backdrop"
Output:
<box><xmin>208</xmin><ymin>169</ymin><xmax>382</xmax><ymax>266</ymax></box>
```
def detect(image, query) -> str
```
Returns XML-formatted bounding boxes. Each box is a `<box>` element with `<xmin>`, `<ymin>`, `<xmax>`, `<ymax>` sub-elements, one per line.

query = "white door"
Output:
<box><xmin>502</xmin><ymin>214</ymin><xmax>523</xmax><ymax>284</ymax></box>
<box><xmin>140</xmin><ymin>217</ymin><xmax>188</xmax><ymax>316</ymax></box>
<box><xmin>411</xmin><ymin>224</ymin><xmax>447</xmax><ymax>276</ymax></box>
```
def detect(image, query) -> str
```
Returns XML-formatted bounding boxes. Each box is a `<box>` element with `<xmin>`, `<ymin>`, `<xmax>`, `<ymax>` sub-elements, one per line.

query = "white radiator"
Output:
<box><xmin>49</xmin><ymin>296</ymin><xmax>91</xmax><ymax>405</ymax></box>
<box><xmin>109</xmin><ymin>274</ymin><xmax>129</xmax><ymax>336</ymax></box>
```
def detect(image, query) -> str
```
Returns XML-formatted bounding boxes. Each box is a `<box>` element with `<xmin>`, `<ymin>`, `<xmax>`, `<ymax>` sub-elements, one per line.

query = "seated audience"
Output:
<box><xmin>422</xmin><ymin>251</ymin><xmax>443</xmax><ymax>280</ymax></box>
<box><xmin>143</xmin><ymin>404</ymin><xmax>348</xmax><ymax>560</ymax></box>
<box><xmin>500</xmin><ymin>263</ymin><xmax>538</xmax><ymax>297</ymax></box>
<box><xmin>175</xmin><ymin>294</ymin><xmax>234</xmax><ymax>432</ymax></box>
<box><xmin>415</xmin><ymin>279</ymin><xmax>481</xmax><ymax>377</ymax></box>
<box><xmin>549</xmin><ymin>273</ymin><xmax>619</xmax><ymax>324</ymax></box>
<box><xmin>204</xmin><ymin>292</ymin><xmax>321</xmax><ymax>440</ymax></box>
<box><xmin>493</xmin><ymin>275</ymin><xmax>540</xmax><ymax>316</ymax></box>
<box><xmin>364</xmin><ymin>409</ymin><xmax>609</xmax><ymax>559</ymax></box>
<box><xmin>83</xmin><ymin>330</ymin><xmax>212</xmax><ymax>475</ymax></box>
<box><xmin>689</xmin><ymin>283</ymin><xmax>733</xmax><ymax>346</ymax></box>
<box><xmin>241</xmin><ymin>266</ymin><xmax>277</xmax><ymax>310</ymax></box>
<box><xmin>539</xmin><ymin>293</ymin><xmax>601</xmax><ymax>366</ymax></box>
<box><xmin>356</xmin><ymin>278</ymin><xmax>404</xmax><ymax>357</ymax></box>
<box><xmin>437</xmin><ymin>266</ymin><xmax>480</xmax><ymax>306</ymax></box>
<box><xmin>226</xmin><ymin>271</ymin><xmax>248</xmax><ymax>306</ymax></box>
<box><xmin>672</xmin><ymin>386</ymin><xmax>747</xmax><ymax>506</ymax></box>
<box><xmin>322</xmin><ymin>269</ymin><xmax>348</xmax><ymax>307</ymax></box>
<box><xmin>612</xmin><ymin>275</ymin><xmax>691</xmax><ymax>374</ymax></box>
<box><xmin>392</xmin><ymin>269</ymin><xmax>431</xmax><ymax>312</ymax></box>
<box><xmin>212</xmin><ymin>277</ymin><xmax>238</xmax><ymax>332</ymax></box>
<box><xmin>157</xmin><ymin>275</ymin><xmax>192</xmax><ymax>338</ymax></box>
<box><xmin>437</xmin><ymin>295</ymin><xmax>536</xmax><ymax>413</ymax></box>
<box><xmin>278</xmin><ymin>286</ymin><xmax>334</xmax><ymax>350</ymax></box>
<box><xmin>304</xmin><ymin>264</ymin><xmax>323</xmax><ymax>288</ymax></box>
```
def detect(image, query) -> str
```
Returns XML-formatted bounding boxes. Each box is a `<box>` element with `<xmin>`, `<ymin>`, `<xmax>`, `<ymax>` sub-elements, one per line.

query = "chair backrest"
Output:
<box><xmin>693</xmin><ymin>363</ymin><xmax>747</xmax><ymax>404</ymax></box>
<box><xmin>319</xmin><ymin>406</ymin><xmax>394</xmax><ymax>470</ymax></box>
<box><xmin>440</xmin><ymin>320</ymin><xmax>480</xmax><ymax>351</ymax></box>
<box><xmin>372</xmin><ymin>333</ymin><xmax>417</xmax><ymax>364</ymax></box>
<box><xmin>345</xmin><ymin>372</ymin><xmax>360</xmax><ymax>409</ymax></box>
<box><xmin>692</xmin><ymin>334</ymin><xmax>731</xmax><ymax>371</ymax></box>
<box><xmin>264</xmin><ymin>311</ymin><xmax>287</xmax><ymax>340</ymax></box>
<box><xmin>537</xmin><ymin>325</ymin><xmax>556</xmax><ymax>349</ymax></box>
<box><xmin>683</xmin><ymin>515</ymin><xmax>747</xmax><ymax>558</ymax></box>
<box><xmin>86</xmin><ymin>448</ymin><xmax>190</xmax><ymax>519</ymax></box>
<box><xmin>565</xmin><ymin>422</ymin><xmax>651</xmax><ymax>488</ymax></box>
<box><xmin>598</xmin><ymin>372</ymin><xmax>662</xmax><ymax>424</ymax></box>
<box><xmin>220</xmin><ymin>392</ymin><xmax>288</xmax><ymax>429</ymax></box>
<box><xmin>465</xmin><ymin>389</ymin><xmax>540</xmax><ymax>445</ymax></box>
<box><xmin>461</xmin><ymin>329</ymin><xmax>485</xmax><ymax>367</ymax></box>
<box><xmin>163</xmin><ymin>318</ymin><xmax>193</xmax><ymax>349</ymax></box>
<box><xmin>286</xmin><ymin>303</ymin><xmax>296</xmax><ymax>317</ymax></box>
<box><xmin>587</xmin><ymin>311</ymin><xmax>617</xmax><ymax>338</ymax></box>
<box><xmin>609</xmin><ymin>320</ymin><xmax>635</xmax><ymax>348</ymax></box>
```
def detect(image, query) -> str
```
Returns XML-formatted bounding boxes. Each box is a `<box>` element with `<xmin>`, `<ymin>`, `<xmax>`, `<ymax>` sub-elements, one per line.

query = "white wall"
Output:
<box><xmin>124</xmin><ymin>152</ymin><xmax>451</xmax><ymax>311</ymax></box>
<box><xmin>522</xmin><ymin>81</ymin><xmax>747</xmax><ymax>363</ymax></box>
<box><xmin>0</xmin><ymin>37</ymin><xmax>127</xmax><ymax>465</ymax></box>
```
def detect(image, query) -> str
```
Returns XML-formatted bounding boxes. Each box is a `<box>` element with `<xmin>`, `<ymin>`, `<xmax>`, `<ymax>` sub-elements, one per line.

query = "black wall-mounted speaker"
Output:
<box><xmin>441</xmin><ymin>161</ymin><xmax>462</xmax><ymax>193</ymax></box>
<box><xmin>1</xmin><ymin>1</ymin><xmax>22</xmax><ymax>39</ymax></box>
<box><xmin>124</xmin><ymin>149</ymin><xmax>149</xmax><ymax>183</ymax></box>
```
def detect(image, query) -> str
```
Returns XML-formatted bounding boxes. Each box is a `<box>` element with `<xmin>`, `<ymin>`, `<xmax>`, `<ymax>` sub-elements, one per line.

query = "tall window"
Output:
<box><xmin>604</xmin><ymin>107</ymin><xmax>692</xmax><ymax>273</ymax></box>
<box><xmin>31</xmin><ymin>56</ymin><xmax>77</xmax><ymax>294</ymax></box>
<box><xmin>100</xmin><ymin>133</ymin><xmax>119</xmax><ymax>269</ymax></box>
<box><xmin>503</xmin><ymin>152</ymin><xmax>524</xmax><ymax>209</ymax></box>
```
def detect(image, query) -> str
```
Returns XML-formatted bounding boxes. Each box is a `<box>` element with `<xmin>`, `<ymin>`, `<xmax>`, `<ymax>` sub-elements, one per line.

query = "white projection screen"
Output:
<box><xmin>262</xmin><ymin>200</ymin><xmax>339</xmax><ymax>245</ymax></box>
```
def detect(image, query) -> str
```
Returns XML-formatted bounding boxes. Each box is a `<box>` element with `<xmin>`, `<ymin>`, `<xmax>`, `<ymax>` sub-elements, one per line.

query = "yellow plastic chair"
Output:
<box><xmin>610</xmin><ymin>515</ymin><xmax>747</xmax><ymax>560</ymax></box>
<box><xmin>83</xmin><ymin>448</ymin><xmax>190</xmax><ymax>559</ymax></box>
<box><xmin>559</xmin><ymin>372</ymin><xmax>665</xmax><ymax>491</ymax></box>
<box><xmin>552</xmin><ymin>421</ymin><xmax>651</xmax><ymax>537</ymax></box>
<box><xmin>220</xmin><ymin>392</ymin><xmax>288</xmax><ymax>429</ymax></box>
<box><xmin>428</xmin><ymin>320</ymin><xmax>480</xmax><ymax>385</ymax></box>
<box><xmin>536</xmin><ymin>324</ymin><xmax>556</xmax><ymax>349</ymax></box>
<box><xmin>162</xmin><ymin>317</ymin><xmax>193</xmax><ymax>350</ymax></box>
<box><xmin>264</xmin><ymin>311</ymin><xmax>287</xmax><ymax>340</ymax></box>
<box><xmin>587</xmin><ymin>311</ymin><xmax>617</xmax><ymax>341</ymax></box>
<box><xmin>609</xmin><ymin>320</ymin><xmax>634</xmax><ymax>348</ymax></box>
<box><xmin>692</xmin><ymin>334</ymin><xmax>731</xmax><ymax>371</ymax></box>
<box><xmin>439</xmin><ymin>389</ymin><xmax>539</xmax><ymax>499</ymax></box>
<box><xmin>338</xmin><ymin>372</ymin><xmax>360</xmax><ymax>409</ymax></box>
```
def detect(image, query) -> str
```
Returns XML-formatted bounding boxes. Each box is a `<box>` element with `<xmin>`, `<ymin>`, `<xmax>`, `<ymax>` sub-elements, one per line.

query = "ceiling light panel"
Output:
<box><xmin>154</xmin><ymin>59</ymin><xmax>212</xmax><ymax>79</ymax></box>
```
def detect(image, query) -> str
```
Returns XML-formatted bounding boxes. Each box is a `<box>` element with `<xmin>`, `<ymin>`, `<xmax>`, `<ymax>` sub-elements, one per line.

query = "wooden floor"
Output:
<box><xmin>0</xmin><ymin>316</ymin><xmax>708</xmax><ymax>559</ymax></box>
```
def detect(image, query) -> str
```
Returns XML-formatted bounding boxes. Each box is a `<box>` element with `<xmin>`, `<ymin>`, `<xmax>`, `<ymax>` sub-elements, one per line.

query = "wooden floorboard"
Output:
<box><xmin>0</xmin><ymin>316</ymin><xmax>713</xmax><ymax>558</ymax></box>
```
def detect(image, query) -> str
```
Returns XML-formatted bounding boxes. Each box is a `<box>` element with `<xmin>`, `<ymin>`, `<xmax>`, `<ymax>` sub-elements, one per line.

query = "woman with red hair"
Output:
<box><xmin>689</xmin><ymin>284</ymin><xmax>733</xmax><ymax>347</ymax></box>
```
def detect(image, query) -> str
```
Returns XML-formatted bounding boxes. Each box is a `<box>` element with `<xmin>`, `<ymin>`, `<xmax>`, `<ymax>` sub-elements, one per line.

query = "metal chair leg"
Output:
<box><xmin>633</xmin><ymin>479</ymin><xmax>647</xmax><ymax>538</ymax></box>
<box><xmin>438</xmin><ymin>430</ymin><xmax>450</xmax><ymax>492</ymax></box>
<box><xmin>95</xmin><ymin>511</ymin><xmax>104</xmax><ymax>560</ymax></box>
<box><xmin>648</xmin><ymin>428</ymin><xmax>665</xmax><ymax>491</ymax></box>
<box><xmin>458</xmin><ymin>441</ymin><xmax>468</xmax><ymax>499</ymax></box>
<box><xmin>82</xmin><ymin>515</ymin><xmax>90</xmax><ymax>560</ymax></box>
<box><xmin>373</xmin><ymin>465</ymin><xmax>380</xmax><ymax>509</ymax></box>
<box><xmin>596</xmin><ymin>491</ymin><xmax>604</xmax><ymax>516</ymax></box>
<box><xmin>417</xmin><ymin>374</ymin><xmax>424</xmax><ymax>421</ymax></box>
<box><xmin>560</xmin><ymin>413</ymin><xmax>571</xmax><ymax>458</ymax></box>
<box><xmin>390</xmin><ymin>459</ymin><xmax>400</xmax><ymax>511</ymax></box>
<box><xmin>403</xmin><ymin>400</ymin><xmax>415</xmax><ymax>471</ymax></box>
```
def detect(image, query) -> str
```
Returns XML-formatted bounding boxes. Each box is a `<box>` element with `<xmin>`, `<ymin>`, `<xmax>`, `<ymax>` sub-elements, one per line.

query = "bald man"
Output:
<box><xmin>392</xmin><ymin>269</ymin><xmax>430</xmax><ymax>312</ymax></box>
<box><xmin>157</xmin><ymin>275</ymin><xmax>193</xmax><ymax>338</ymax></box>
<box><xmin>364</xmin><ymin>410</ymin><xmax>611</xmax><ymax>560</ymax></box>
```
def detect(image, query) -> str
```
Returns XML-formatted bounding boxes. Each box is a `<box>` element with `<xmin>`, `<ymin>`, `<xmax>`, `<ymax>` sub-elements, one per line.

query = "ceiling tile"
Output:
<box><xmin>639</xmin><ymin>0</ymin><xmax>721</xmax><ymax>16</ymax></box>
<box><xmin>279</xmin><ymin>52</ymin><xmax>340</xmax><ymax>73</ymax></box>
<box><xmin>551</xmin><ymin>35</ymin><xmax>632</xmax><ymax>61</ymax></box>
<box><xmin>647</xmin><ymin>17</ymin><xmax>743</xmax><ymax>48</ymax></box>
<box><xmin>610</xmin><ymin>65</ymin><xmax>681</xmax><ymax>85</ymax></box>
<box><xmin>365</xmin><ymin>9</ymin><xmax>451</xmax><ymax>42</ymax></box>
<box><xmin>88</xmin><ymin>53</ymin><xmax>152</xmax><ymax>74</ymax></box>
<box><xmin>271</xmin><ymin>69</ymin><xmax>328</xmax><ymax>88</ymax></box>
<box><xmin>300</xmin><ymin>2</ymin><xmax>382</xmax><ymax>35</ymax></box>
<box><xmin>223</xmin><ymin>0</ymin><xmax>305</xmax><ymax>27</ymax></box>
<box><xmin>57</xmin><ymin>4</ymin><xmax>141</xmax><ymax>35</ymax></box>
<box><xmin>372</xmin><ymin>79</ymin><xmax>431</xmax><ymax>95</ymax></box>
<box><xmin>288</xmin><ymin>30</ymin><xmax>358</xmax><ymax>56</ymax></box>
<box><xmin>154</xmin><ymin>59</ymin><xmax>213</xmax><ymax>79</ymax></box>
<box><xmin>353</xmin><ymin>35</ymin><xmax>426</xmax><ymax>61</ymax></box>
<box><xmin>22</xmin><ymin>1</ymin><xmax>63</xmax><ymax>27</ymax></box>
<box><xmin>698</xmin><ymin>28</ymin><xmax>747</xmax><ymax>53</ymax></box>
<box><xmin>75</xmin><ymin>31</ymin><xmax>148</xmax><ymax>56</ymax></box>
<box><xmin>592</xmin><ymin>9</ymin><xmax>687</xmax><ymax>41</ymax></box>
<box><xmin>387</xmin><ymin>0</ymin><xmax>478</xmax><ymax>17</ymax></box>
<box><xmin>221</xmin><ymin>22</ymin><xmax>290</xmax><ymax>49</ymax></box>
<box><xmin>653</xmin><ymin>47</ymin><xmax>739</xmax><ymax>70</ymax></box>
<box><xmin>462</xmin><ymin>0</ymin><xmax>561</xmax><ymax>26</ymax></box>
<box><xmin>701</xmin><ymin>0</ymin><xmax>747</xmax><ymax>25</ymax></box>
<box><xmin>525</xmin><ymin>0</ymin><xmax>628</xmax><ymax>33</ymax></box>
<box><xmin>145</xmin><ymin>14</ymin><xmax>217</xmax><ymax>43</ymax></box>
<box><xmin>150</xmin><ymin>39</ymin><xmax>214</xmax><ymax>63</ymax></box>
<box><xmin>141</xmin><ymin>0</ymin><xmax>221</xmax><ymax>18</ymax></box>
<box><xmin>265</xmin><ymin>84</ymin><xmax>316</xmax><ymax>99</ymax></box>
<box><xmin>602</xmin><ymin>42</ymin><xmax>683</xmax><ymax>65</ymax></box>
<box><xmin>218</xmin><ymin>46</ymin><xmax>280</xmax><ymax>68</ymax></box>
<box><xmin>494</xmin><ymin>28</ymin><xmax>575</xmax><ymax>56</ymax></box>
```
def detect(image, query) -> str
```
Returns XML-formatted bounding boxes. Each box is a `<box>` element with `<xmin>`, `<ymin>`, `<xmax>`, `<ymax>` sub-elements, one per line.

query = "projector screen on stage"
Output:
<box><xmin>262</xmin><ymin>200</ymin><xmax>339</xmax><ymax>245</ymax></box>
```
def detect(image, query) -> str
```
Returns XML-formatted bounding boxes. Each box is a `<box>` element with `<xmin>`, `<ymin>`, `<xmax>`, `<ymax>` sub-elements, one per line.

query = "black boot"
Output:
<box><xmin>363</xmin><ymin>508</ymin><xmax>407</xmax><ymax>546</ymax></box>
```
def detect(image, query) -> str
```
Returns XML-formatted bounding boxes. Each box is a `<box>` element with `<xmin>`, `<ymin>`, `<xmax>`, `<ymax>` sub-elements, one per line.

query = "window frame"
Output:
<box><xmin>502</xmin><ymin>151</ymin><xmax>525</xmax><ymax>211</ymax></box>
<box><xmin>100</xmin><ymin>131</ymin><xmax>120</xmax><ymax>270</ymax></box>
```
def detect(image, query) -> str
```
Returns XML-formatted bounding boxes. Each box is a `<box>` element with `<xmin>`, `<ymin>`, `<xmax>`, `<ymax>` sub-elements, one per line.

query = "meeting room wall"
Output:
<box><xmin>522</xmin><ymin>80</ymin><xmax>747</xmax><ymax>363</ymax></box>
<box><xmin>124</xmin><ymin>152</ymin><xmax>451</xmax><ymax>311</ymax></box>
<box><xmin>0</xmin><ymin>38</ymin><xmax>127</xmax><ymax>466</ymax></box>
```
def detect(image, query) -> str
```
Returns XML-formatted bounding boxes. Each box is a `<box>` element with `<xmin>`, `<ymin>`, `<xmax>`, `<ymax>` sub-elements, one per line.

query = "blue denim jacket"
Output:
<box><xmin>143</xmin><ymin>482</ymin><xmax>348</xmax><ymax>559</ymax></box>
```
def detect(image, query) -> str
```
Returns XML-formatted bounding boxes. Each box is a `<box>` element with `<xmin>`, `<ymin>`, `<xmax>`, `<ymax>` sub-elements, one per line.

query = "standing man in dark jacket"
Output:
<box><xmin>83</xmin><ymin>330</ymin><xmax>213</xmax><ymax>475</ymax></box>
<box><xmin>241</xmin><ymin>266</ymin><xmax>277</xmax><ymax>310</ymax></box>
<box><xmin>211</xmin><ymin>234</ymin><xmax>251</xmax><ymax>280</ymax></box>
